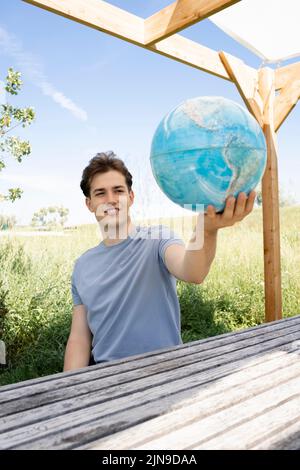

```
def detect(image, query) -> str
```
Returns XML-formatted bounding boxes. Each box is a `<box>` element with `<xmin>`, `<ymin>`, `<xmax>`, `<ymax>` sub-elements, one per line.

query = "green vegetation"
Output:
<box><xmin>0</xmin><ymin>214</ymin><xmax>16</xmax><ymax>230</ymax></box>
<box><xmin>0</xmin><ymin>68</ymin><xmax>35</xmax><ymax>203</ymax></box>
<box><xmin>31</xmin><ymin>206</ymin><xmax>69</xmax><ymax>229</ymax></box>
<box><xmin>0</xmin><ymin>207</ymin><xmax>299</xmax><ymax>385</ymax></box>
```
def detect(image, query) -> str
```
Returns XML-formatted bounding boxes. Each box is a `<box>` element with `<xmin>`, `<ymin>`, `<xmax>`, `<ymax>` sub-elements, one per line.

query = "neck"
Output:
<box><xmin>102</xmin><ymin>218</ymin><xmax>134</xmax><ymax>247</ymax></box>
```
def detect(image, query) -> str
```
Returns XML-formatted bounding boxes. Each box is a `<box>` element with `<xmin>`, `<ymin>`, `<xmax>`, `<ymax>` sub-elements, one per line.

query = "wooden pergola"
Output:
<box><xmin>23</xmin><ymin>0</ymin><xmax>300</xmax><ymax>323</ymax></box>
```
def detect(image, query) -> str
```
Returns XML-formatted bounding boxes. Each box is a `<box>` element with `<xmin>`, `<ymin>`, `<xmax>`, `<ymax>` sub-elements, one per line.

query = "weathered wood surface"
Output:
<box><xmin>0</xmin><ymin>315</ymin><xmax>299</xmax><ymax>450</ymax></box>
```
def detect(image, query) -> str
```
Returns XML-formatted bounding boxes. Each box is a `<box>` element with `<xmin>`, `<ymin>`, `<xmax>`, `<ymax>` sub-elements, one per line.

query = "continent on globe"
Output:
<box><xmin>150</xmin><ymin>96</ymin><xmax>267</xmax><ymax>212</ymax></box>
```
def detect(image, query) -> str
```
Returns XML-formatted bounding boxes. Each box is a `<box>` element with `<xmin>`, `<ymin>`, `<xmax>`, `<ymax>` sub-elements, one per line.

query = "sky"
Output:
<box><xmin>0</xmin><ymin>0</ymin><xmax>299</xmax><ymax>226</ymax></box>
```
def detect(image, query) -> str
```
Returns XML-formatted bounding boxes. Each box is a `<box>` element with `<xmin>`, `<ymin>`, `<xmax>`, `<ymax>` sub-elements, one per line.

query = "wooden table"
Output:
<box><xmin>1</xmin><ymin>315</ymin><xmax>300</xmax><ymax>450</ymax></box>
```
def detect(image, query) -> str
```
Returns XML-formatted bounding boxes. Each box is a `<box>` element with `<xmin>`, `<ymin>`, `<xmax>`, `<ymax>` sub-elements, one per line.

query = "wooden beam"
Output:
<box><xmin>23</xmin><ymin>0</ymin><xmax>233</xmax><ymax>81</ymax></box>
<box><xmin>274</xmin><ymin>80</ymin><xmax>300</xmax><ymax>131</ymax></box>
<box><xmin>219</xmin><ymin>51</ymin><xmax>263</xmax><ymax>126</ymax></box>
<box><xmin>259</xmin><ymin>67</ymin><xmax>282</xmax><ymax>323</ymax></box>
<box><xmin>144</xmin><ymin>0</ymin><xmax>241</xmax><ymax>46</ymax></box>
<box><xmin>275</xmin><ymin>61</ymin><xmax>300</xmax><ymax>90</ymax></box>
<box><xmin>152</xmin><ymin>34</ymin><xmax>231</xmax><ymax>80</ymax></box>
<box><xmin>22</xmin><ymin>0</ymin><xmax>144</xmax><ymax>44</ymax></box>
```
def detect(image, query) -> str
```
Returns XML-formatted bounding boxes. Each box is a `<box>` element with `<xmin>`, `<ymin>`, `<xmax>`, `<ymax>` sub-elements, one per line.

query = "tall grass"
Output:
<box><xmin>0</xmin><ymin>207</ymin><xmax>299</xmax><ymax>385</ymax></box>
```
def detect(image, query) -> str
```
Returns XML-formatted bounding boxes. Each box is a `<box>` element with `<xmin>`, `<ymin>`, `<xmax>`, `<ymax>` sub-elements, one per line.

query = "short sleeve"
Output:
<box><xmin>157</xmin><ymin>225</ymin><xmax>185</xmax><ymax>267</ymax></box>
<box><xmin>71</xmin><ymin>268</ymin><xmax>83</xmax><ymax>306</ymax></box>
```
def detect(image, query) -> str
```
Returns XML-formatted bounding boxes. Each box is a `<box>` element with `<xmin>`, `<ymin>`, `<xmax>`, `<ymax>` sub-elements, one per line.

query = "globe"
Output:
<box><xmin>150</xmin><ymin>96</ymin><xmax>267</xmax><ymax>212</ymax></box>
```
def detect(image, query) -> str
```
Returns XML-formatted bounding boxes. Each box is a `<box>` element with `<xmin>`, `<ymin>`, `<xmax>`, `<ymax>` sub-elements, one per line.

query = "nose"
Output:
<box><xmin>106</xmin><ymin>190</ymin><xmax>118</xmax><ymax>206</ymax></box>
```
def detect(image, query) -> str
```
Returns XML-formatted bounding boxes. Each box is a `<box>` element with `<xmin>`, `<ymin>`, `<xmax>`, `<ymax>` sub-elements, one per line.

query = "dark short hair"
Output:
<box><xmin>80</xmin><ymin>151</ymin><xmax>133</xmax><ymax>197</ymax></box>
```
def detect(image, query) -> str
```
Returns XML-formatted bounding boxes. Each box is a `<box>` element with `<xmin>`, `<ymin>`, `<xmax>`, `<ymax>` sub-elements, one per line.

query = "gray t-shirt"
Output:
<box><xmin>71</xmin><ymin>225</ymin><xmax>185</xmax><ymax>363</ymax></box>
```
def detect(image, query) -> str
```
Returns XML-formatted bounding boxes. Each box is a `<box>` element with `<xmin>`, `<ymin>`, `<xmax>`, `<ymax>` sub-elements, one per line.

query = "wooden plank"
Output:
<box><xmin>2</xmin><ymin>325</ymin><xmax>300</xmax><ymax>412</ymax></box>
<box><xmin>22</xmin><ymin>0</ymin><xmax>232</xmax><ymax>81</ymax></box>
<box><xmin>22</xmin><ymin>0</ymin><xmax>144</xmax><ymax>44</ymax></box>
<box><xmin>81</xmin><ymin>356</ymin><xmax>300</xmax><ymax>449</ymax></box>
<box><xmin>253</xmin><ymin>420</ymin><xmax>300</xmax><ymax>450</ymax></box>
<box><xmin>144</xmin><ymin>0</ymin><xmax>241</xmax><ymax>46</ymax></box>
<box><xmin>1</xmin><ymin>315</ymin><xmax>298</xmax><ymax>398</ymax></box>
<box><xmin>1</xmin><ymin>320</ymin><xmax>299</xmax><ymax>409</ymax></box>
<box><xmin>219</xmin><ymin>51</ymin><xmax>263</xmax><ymax>126</ymax></box>
<box><xmin>274</xmin><ymin>80</ymin><xmax>300</xmax><ymax>131</ymax></box>
<box><xmin>150</xmin><ymin>34</ymin><xmax>231</xmax><ymax>80</ymax></box>
<box><xmin>0</xmin><ymin>316</ymin><xmax>293</xmax><ymax>394</ymax></box>
<box><xmin>195</xmin><ymin>394</ymin><xmax>300</xmax><ymax>449</ymax></box>
<box><xmin>1</xmin><ymin>337</ymin><xmax>299</xmax><ymax>431</ymax></box>
<box><xmin>128</xmin><ymin>378</ymin><xmax>300</xmax><ymax>450</ymax></box>
<box><xmin>2</xmin><ymin>328</ymin><xmax>299</xmax><ymax>419</ymax></box>
<box><xmin>1</xmin><ymin>330</ymin><xmax>300</xmax><ymax>449</ymax></box>
<box><xmin>2</xmin><ymin>350</ymin><xmax>298</xmax><ymax>446</ymax></box>
<box><xmin>275</xmin><ymin>61</ymin><xmax>300</xmax><ymax>90</ymax></box>
<box><xmin>2</xmin><ymin>358</ymin><xmax>300</xmax><ymax>449</ymax></box>
<box><xmin>259</xmin><ymin>68</ymin><xmax>282</xmax><ymax>322</ymax></box>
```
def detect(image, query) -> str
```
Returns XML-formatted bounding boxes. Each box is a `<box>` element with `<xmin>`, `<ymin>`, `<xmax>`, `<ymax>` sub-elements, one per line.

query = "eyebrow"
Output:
<box><xmin>92</xmin><ymin>185</ymin><xmax>126</xmax><ymax>194</ymax></box>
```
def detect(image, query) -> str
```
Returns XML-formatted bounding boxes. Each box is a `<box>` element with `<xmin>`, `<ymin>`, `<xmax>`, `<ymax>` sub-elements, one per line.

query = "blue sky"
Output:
<box><xmin>1</xmin><ymin>0</ymin><xmax>299</xmax><ymax>226</ymax></box>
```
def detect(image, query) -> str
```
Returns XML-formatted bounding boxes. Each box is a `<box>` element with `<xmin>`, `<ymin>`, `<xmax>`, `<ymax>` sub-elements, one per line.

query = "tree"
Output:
<box><xmin>0</xmin><ymin>68</ymin><xmax>35</xmax><ymax>202</ymax></box>
<box><xmin>57</xmin><ymin>206</ymin><xmax>69</xmax><ymax>227</ymax></box>
<box><xmin>0</xmin><ymin>214</ymin><xmax>16</xmax><ymax>230</ymax></box>
<box><xmin>31</xmin><ymin>206</ymin><xmax>69</xmax><ymax>229</ymax></box>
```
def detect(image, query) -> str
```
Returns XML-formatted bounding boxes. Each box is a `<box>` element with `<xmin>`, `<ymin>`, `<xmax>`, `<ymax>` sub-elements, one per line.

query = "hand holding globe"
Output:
<box><xmin>204</xmin><ymin>190</ymin><xmax>257</xmax><ymax>234</ymax></box>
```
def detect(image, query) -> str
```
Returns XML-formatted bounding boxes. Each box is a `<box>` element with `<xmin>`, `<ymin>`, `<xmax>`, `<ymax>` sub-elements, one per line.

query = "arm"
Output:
<box><xmin>164</xmin><ymin>229</ymin><xmax>217</xmax><ymax>284</ymax></box>
<box><xmin>165</xmin><ymin>191</ymin><xmax>256</xmax><ymax>284</ymax></box>
<box><xmin>63</xmin><ymin>304</ymin><xmax>92</xmax><ymax>371</ymax></box>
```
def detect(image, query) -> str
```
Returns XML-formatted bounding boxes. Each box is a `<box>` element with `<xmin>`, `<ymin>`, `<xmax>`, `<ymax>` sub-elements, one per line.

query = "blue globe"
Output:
<box><xmin>150</xmin><ymin>96</ymin><xmax>267</xmax><ymax>212</ymax></box>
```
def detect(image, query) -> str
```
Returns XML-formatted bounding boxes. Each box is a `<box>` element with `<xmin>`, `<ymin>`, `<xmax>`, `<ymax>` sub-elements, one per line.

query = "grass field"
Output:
<box><xmin>0</xmin><ymin>206</ymin><xmax>299</xmax><ymax>385</ymax></box>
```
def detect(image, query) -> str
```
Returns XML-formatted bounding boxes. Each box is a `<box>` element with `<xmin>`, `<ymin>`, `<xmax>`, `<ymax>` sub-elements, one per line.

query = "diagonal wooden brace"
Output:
<box><xmin>219</xmin><ymin>51</ymin><xmax>264</xmax><ymax>127</ymax></box>
<box><xmin>274</xmin><ymin>80</ymin><xmax>300</xmax><ymax>131</ymax></box>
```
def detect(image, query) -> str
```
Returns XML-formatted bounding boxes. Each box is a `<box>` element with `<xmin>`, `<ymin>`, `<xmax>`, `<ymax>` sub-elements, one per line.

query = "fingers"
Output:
<box><xmin>222</xmin><ymin>195</ymin><xmax>235</xmax><ymax>222</ymax></box>
<box><xmin>205</xmin><ymin>191</ymin><xmax>256</xmax><ymax>231</ymax></box>
<box><xmin>222</xmin><ymin>190</ymin><xmax>256</xmax><ymax>225</ymax></box>
<box><xmin>234</xmin><ymin>192</ymin><xmax>247</xmax><ymax>219</ymax></box>
<box><xmin>245</xmin><ymin>190</ymin><xmax>256</xmax><ymax>214</ymax></box>
<box><xmin>206</xmin><ymin>205</ymin><xmax>216</xmax><ymax>218</ymax></box>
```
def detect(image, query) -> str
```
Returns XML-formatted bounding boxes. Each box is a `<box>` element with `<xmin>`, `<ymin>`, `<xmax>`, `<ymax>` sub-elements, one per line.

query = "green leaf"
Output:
<box><xmin>0</xmin><ymin>68</ymin><xmax>35</xmax><ymax>204</ymax></box>
<box><xmin>5</xmin><ymin>68</ymin><xmax>22</xmax><ymax>96</ymax></box>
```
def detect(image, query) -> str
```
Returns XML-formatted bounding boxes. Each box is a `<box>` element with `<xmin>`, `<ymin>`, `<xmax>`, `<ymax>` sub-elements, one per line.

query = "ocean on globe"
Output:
<box><xmin>150</xmin><ymin>96</ymin><xmax>267</xmax><ymax>212</ymax></box>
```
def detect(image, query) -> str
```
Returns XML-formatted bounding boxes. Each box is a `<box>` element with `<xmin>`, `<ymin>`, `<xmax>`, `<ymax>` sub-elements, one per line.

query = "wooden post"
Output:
<box><xmin>259</xmin><ymin>68</ymin><xmax>282</xmax><ymax>322</ymax></box>
<box><xmin>220</xmin><ymin>53</ymin><xmax>283</xmax><ymax>323</ymax></box>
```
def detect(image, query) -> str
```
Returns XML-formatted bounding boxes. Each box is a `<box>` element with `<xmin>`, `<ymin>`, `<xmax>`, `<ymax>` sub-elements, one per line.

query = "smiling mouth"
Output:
<box><xmin>104</xmin><ymin>208</ymin><xmax>119</xmax><ymax>215</ymax></box>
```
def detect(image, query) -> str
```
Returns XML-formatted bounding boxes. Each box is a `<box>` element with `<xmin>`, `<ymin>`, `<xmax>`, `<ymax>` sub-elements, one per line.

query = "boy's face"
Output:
<box><xmin>85</xmin><ymin>170</ymin><xmax>134</xmax><ymax>228</ymax></box>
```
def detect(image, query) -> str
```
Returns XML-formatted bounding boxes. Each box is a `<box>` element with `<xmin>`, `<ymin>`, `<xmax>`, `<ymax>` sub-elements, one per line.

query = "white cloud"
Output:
<box><xmin>0</xmin><ymin>26</ymin><xmax>88</xmax><ymax>121</ymax></box>
<box><xmin>40</xmin><ymin>82</ymin><xmax>87</xmax><ymax>121</ymax></box>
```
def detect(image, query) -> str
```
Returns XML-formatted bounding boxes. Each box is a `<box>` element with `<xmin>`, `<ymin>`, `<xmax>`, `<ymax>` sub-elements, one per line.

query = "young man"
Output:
<box><xmin>63</xmin><ymin>151</ymin><xmax>256</xmax><ymax>371</ymax></box>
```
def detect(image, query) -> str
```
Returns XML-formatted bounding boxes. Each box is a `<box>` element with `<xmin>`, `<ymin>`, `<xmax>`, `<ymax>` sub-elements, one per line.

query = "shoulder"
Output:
<box><xmin>73</xmin><ymin>244</ymin><xmax>101</xmax><ymax>272</ymax></box>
